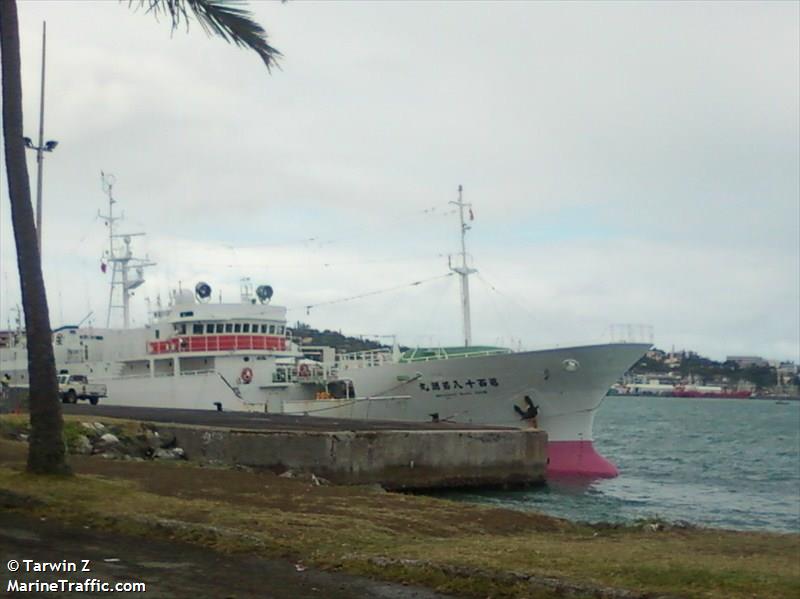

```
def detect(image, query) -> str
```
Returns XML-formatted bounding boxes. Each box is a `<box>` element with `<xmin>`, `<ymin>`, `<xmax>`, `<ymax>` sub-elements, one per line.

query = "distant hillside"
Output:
<box><xmin>288</xmin><ymin>322</ymin><xmax>389</xmax><ymax>354</ymax></box>
<box><xmin>630</xmin><ymin>348</ymin><xmax>798</xmax><ymax>390</ymax></box>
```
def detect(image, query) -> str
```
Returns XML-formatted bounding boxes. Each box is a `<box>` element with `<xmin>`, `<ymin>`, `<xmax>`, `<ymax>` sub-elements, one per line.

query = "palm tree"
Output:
<box><xmin>0</xmin><ymin>0</ymin><xmax>280</xmax><ymax>474</ymax></box>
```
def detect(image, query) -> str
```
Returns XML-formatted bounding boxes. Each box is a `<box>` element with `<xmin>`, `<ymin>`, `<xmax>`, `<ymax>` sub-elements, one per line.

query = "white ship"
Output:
<box><xmin>0</xmin><ymin>182</ymin><xmax>649</xmax><ymax>477</ymax></box>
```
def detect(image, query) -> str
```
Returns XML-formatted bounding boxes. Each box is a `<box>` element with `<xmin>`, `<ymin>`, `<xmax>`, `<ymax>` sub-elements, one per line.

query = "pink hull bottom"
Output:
<box><xmin>546</xmin><ymin>440</ymin><xmax>619</xmax><ymax>478</ymax></box>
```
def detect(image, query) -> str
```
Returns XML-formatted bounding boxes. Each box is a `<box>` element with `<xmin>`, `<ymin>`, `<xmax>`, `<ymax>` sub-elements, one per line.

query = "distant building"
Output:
<box><xmin>776</xmin><ymin>362</ymin><xmax>798</xmax><ymax>385</ymax></box>
<box><xmin>726</xmin><ymin>356</ymin><xmax>769</xmax><ymax>368</ymax></box>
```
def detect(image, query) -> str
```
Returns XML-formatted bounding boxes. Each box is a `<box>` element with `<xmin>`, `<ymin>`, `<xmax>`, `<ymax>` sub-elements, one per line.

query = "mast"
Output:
<box><xmin>98</xmin><ymin>173</ymin><xmax>156</xmax><ymax>328</ymax></box>
<box><xmin>449</xmin><ymin>185</ymin><xmax>477</xmax><ymax>347</ymax></box>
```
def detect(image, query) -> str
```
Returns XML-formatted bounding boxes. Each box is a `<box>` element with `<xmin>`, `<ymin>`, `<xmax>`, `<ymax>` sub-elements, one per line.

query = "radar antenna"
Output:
<box><xmin>99</xmin><ymin>172</ymin><xmax>156</xmax><ymax>328</ymax></box>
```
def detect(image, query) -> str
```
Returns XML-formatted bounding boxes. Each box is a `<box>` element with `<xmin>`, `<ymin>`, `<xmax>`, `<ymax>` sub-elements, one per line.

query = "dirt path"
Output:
<box><xmin>0</xmin><ymin>512</ymin><xmax>455</xmax><ymax>599</ymax></box>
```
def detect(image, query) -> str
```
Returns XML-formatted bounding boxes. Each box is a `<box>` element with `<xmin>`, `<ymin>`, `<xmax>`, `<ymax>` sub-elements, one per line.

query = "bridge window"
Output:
<box><xmin>225</xmin><ymin>323</ymin><xmax>233</xmax><ymax>333</ymax></box>
<box><xmin>176</xmin><ymin>324</ymin><xmax>187</xmax><ymax>335</ymax></box>
<box><xmin>155</xmin><ymin>330</ymin><xmax>160</xmax><ymax>339</ymax></box>
<box><xmin>278</xmin><ymin>326</ymin><xmax>284</xmax><ymax>335</ymax></box>
<box><xmin>268</xmin><ymin>324</ymin><xmax>275</xmax><ymax>334</ymax></box>
<box><xmin>206</xmin><ymin>324</ymin><xmax>215</xmax><ymax>334</ymax></box>
<box><xmin>260</xmin><ymin>324</ymin><xmax>267</xmax><ymax>333</ymax></box>
<box><xmin>243</xmin><ymin>324</ymin><xmax>250</xmax><ymax>333</ymax></box>
<box><xmin>234</xmin><ymin>324</ymin><xmax>241</xmax><ymax>333</ymax></box>
<box><xmin>192</xmin><ymin>324</ymin><xmax>203</xmax><ymax>335</ymax></box>
<box><xmin>216</xmin><ymin>324</ymin><xmax>224</xmax><ymax>333</ymax></box>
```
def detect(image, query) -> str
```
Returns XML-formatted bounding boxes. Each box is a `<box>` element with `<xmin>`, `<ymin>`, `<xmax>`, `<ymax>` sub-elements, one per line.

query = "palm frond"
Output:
<box><xmin>129</xmin><ymin>0</ymin><xmax>281</xmax><ymax>70</ymax></box>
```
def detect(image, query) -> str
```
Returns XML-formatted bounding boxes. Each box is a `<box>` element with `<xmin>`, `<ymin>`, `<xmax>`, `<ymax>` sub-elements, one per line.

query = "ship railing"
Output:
<box><xmin>609</xmin><ymin>323</ymin><xmax>654</xmax><ymax>344</ymax></box>
<box><xmin>180</xmin><ymin>369</ymin><xmax>217</xmax><ymax>376</ymax></box>
<box><xmin>398</xmin><ymin>348</ymin><xmax>512</xmax><ymax>363</ymax></box>
<box><xmin>270</xmin><ymin>363</ymin><xmax>338</xmax><ymax>384</ymax></box>
<box><xmin>336</xmin><ymin>349</ymin><xmax>395</xmax><ymax>369</ymax></box>
<box><xmin>148</xmin><ymin>334</ymin><xmax>290</xmax><ymax>355</ymax></box>
<box><xmin>115</xmin><ymin>369</ymin><xmax>217</xmax><ymax>379</ymax></box>
<box><xmin>283</xmin><ymin>394</ymin><xmax>412</xmax><ymax>416</ymax></box>
<box><xmin>115</xmin><ymin>373</ymin><xmax>152</xmax><ymax>380</ymax></box>
<box><xmin>294</xmin><ymin>364</ymin><xmax>332</xmax><ymax>383</ymax></box>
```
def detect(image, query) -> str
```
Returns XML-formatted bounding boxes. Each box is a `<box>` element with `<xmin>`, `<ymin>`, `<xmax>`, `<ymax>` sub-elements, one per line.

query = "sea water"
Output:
<box><xmin>439</xmin><ymin>396</ymin><xmax>800</xmax><ymax>533</ymax></box>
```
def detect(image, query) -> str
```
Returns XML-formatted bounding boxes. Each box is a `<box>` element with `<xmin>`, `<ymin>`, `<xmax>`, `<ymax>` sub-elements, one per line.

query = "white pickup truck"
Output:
<box><xmin>58</xmin><ymin>374</ymin><xmax>107</xmax><ymax>405</ymax></box>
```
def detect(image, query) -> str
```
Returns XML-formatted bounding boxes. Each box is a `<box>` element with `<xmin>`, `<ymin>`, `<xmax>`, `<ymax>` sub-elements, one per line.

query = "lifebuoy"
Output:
<box><xmin>240</xmin><ymin>367</ymin><xmax>253</xmax><ymax>384</ymax></box>
<box><xmin>298</xmin><ymin>363</ymin><xmax>311</xmax><ymax>377</ymax></box>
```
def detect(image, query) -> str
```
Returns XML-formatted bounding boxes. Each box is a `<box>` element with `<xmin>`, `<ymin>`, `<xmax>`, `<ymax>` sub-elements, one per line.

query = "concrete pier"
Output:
<box><xmin>157</xmin><ymin>425</ymin><xmax>546</xmax><ymax>489</ymax></box>
<box><xmin>59</xmin><ymin>405</ymin><xmax>547</xmax><ymax>489</ymax></box>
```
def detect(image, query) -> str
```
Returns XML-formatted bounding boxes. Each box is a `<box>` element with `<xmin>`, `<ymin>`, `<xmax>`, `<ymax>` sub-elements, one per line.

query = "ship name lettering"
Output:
<box><xmin>418</xmin><ymin>377</ymin><xmax>500</xmax><ymax>393</ymax></box>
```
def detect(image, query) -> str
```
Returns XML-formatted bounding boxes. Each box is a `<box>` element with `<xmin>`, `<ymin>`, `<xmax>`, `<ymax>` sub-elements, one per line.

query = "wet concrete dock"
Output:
<box><xmin>60</xmin><ymin>405</ymin><xmax>547</xmax><ymax>490</ymax></box>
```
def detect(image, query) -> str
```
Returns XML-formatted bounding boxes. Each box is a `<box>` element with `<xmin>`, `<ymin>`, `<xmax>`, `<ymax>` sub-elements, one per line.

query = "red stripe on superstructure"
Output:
<box><xmin>147</xmin><ymin>334</ymin><xmax>286</xmax><ymax>354</ymax></box>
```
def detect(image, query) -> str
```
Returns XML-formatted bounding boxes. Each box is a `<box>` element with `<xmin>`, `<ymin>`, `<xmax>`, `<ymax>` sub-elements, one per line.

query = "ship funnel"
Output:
<box><xmin>256</xmin><ymin>285</ymin><xmax>273</xmax><ymax>304</ymax></box>
<box><xmin>195</xmin><ymin>281</ymin><xmax>212</xmax><ymax>302</ymax></box>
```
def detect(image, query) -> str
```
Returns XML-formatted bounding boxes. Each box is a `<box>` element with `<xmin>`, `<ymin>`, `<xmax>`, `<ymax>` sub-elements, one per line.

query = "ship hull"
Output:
<box><xmin>1</xmin><ymin>337</ymin><xmax>648</xmax><ymax>477</ymax></box>
<box><xmin>286</xmin><ymin>342</ymin><xmax>650</xmax><ymax>476</ymax></box>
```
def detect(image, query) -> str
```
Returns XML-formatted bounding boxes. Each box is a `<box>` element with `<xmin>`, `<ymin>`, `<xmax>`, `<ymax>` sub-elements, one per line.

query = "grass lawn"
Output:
<box><xmin>1</xmin><ymin>416</ymin><xmax>798</xmax><ymax>598</ymax></box>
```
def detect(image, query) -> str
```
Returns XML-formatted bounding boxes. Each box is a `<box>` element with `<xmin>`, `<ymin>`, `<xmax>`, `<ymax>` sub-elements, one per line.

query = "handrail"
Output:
<box><xmin>116</xmin><ymin>368</ymin><xmax>216</xmax><ymax>380</ymax></box>
<box><xmin>337</xmin><ymin>346</ymin><xmax>512</xmax><ymax>367</ymax></box>
<box><xmin>400</xmin><ymin>348</ymin><xmax>511</xmax><ymax>363</ymax></box>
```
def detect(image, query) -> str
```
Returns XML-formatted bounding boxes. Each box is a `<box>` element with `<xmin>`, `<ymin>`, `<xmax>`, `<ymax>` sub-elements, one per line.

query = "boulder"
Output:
<box><xmin>153</xmin><ymin>447</ymin><xmax>185</xmax><ymax>460</ymax></box>
<box><xmin>73</xmin><ymin>435</ymin><xmax>93</xmax><ymax>455</ymax></box>
<box><xmin>93</xmin><ymin>433</ymin><xmax>121</xmax><ymax>454</ymax></box>
<box><xmin>98</xmin><ymin>432</ymin><xmax>120</xmax><ymax>446</ymax></box>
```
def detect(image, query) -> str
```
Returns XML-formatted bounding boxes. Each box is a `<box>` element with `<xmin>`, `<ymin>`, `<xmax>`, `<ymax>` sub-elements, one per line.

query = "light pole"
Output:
<box><xmin>23</xmin><ymin>137</ymin><xmax>58</xmax><ymax>253</ymax></box>
<box><xmin>23</xmin><ymin>21</ymin><xmax>57</xmax><ymax>254</ymax></box>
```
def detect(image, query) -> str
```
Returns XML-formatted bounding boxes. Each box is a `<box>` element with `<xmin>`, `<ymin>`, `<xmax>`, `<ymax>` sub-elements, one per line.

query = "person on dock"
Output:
<box><xmin>1</xmin><ymin>373</ymin><xmax>10</xmax><ymax>406</ymax></box>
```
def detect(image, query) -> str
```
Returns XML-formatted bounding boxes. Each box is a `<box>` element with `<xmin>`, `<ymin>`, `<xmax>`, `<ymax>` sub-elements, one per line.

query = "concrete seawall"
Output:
<box><xmin>156</xmin><ymin>424</ymin><xmax>547</xmax><ymax>489</ymax></box>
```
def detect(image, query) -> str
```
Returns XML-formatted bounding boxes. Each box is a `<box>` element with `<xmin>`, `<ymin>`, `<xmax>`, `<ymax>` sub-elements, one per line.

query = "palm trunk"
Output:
<box><xmin>0</xmin><ymin>0</ymin><xmax>70</xmax><ymax>475</ymax></box>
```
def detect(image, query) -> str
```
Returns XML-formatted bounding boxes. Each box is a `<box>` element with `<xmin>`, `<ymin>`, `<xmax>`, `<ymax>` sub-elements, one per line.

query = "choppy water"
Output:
<box><xmin>438</xmin><ymin>396</ymin><xmax>800</xmax><ymax>533</ymax></box>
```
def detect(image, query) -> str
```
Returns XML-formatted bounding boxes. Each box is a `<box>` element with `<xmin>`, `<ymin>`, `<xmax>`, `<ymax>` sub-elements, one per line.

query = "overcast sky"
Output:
<box><xmin>1</xmin><ymin>1</ymin><xmax>798</xmax><ymax>362</ymax></box>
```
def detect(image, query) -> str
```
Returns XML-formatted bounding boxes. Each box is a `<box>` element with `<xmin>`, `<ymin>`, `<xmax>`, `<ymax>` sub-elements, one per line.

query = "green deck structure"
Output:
<box><xmin>399</xmin><ymin>346</ymin><xmax>512</xmax><ymax>362</ymax></box>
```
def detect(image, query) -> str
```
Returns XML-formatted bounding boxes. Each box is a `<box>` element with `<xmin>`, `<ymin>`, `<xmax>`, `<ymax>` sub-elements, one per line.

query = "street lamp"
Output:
<box><xmin>23</xmin><ymin>21</ymin><xmax>56</xmax><ymax>254</ymax></box>
<box><xmin>23</xmin><ymin>136</ymin><xmax>58</xmax><ymax>253</ymax></box>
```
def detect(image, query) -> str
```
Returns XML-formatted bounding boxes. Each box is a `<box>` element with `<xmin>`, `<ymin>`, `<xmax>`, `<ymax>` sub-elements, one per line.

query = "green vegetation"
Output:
<box><xmin>0</xmin><ymin>414</ymin><xmax>148</xmax><ymax>454</ymax></box>
<box><xmin>291</xmin><ymin>322</ymin><xmax>391</xmax><ymax>354</ymax></box>
<box><xmin>1</xmin><ymin>428</ymin><xmax>798</xmax><ymax>599</ymax></box>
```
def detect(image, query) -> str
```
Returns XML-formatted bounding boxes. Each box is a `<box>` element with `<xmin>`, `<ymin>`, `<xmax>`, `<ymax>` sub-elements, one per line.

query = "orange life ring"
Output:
<box><xmin>298</xmin><ymin>363</ymin><xmax>311</xmax><ymax>377</ymax></box>
<box><xmin>240</xmin><ymin>367</ymin><xmax>253</xmax><ymax>384</ymax></box>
